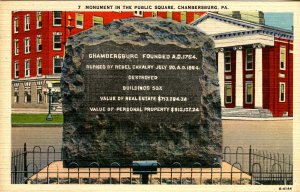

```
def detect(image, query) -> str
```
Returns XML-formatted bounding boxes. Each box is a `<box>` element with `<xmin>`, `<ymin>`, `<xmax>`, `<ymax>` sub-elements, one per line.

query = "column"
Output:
<box><xmin>254</xmin><ymin>44</ymin><xmax>263</xmax><ymax>108</ymax></box>
<box><xmin>234</xmin><ymin>46</ymin><xmax>243</xmax><ymax>107</ymax></box>
<box><xmin>217</xmin><ymin>48</ymin><xmax>225</xmax><ymax>107</ymax></box>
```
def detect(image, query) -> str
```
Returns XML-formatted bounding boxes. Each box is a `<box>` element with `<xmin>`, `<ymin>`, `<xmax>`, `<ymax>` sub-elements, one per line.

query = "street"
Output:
<box><xmin>12</xmin><ymin>119</ymin><xmax>293</xmax><ymax>156</ymax></box>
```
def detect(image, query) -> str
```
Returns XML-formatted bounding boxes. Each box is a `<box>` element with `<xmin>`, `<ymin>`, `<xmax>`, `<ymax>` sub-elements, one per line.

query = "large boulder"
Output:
<box><xmin>62</xmin><ymin>18</ymin><xmax>222</xmax><ymax>167</ymax></box>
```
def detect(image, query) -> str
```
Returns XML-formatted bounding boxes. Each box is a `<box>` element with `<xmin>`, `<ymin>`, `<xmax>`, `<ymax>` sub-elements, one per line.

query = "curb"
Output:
<box><xmin>222</xmin><ymin>117</ymin><xmax>293</xmax><ymax>121</ymax></box>
<box><xmin>12</xmin><ymin>123</ymin><xmax>63</xmax><ymax>127</ymax></box>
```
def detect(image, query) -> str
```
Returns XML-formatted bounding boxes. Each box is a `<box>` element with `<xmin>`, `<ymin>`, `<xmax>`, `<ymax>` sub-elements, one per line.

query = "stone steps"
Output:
<box><xmin>51</xmin><ymin>103</ymin><xmax>62</xmax><ymax>112</ymax></box>
<box><xmin>222</xmin><ymin>108</ymin><xmax>273</xmax><ymax>118</ymax></box>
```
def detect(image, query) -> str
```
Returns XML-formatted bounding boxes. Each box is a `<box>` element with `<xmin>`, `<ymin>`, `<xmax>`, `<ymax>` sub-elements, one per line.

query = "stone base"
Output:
<box><xmin>29</xmin><ymin>161</ymin><xmax>250</xmax><ymax>185</ymax></box>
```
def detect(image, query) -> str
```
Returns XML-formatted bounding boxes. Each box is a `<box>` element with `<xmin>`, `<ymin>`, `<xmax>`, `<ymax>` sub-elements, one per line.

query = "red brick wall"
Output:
<box><xmin>263</xmin><ymin>38</ymin><xmax>293</xmax><ymax>117</ymax></box>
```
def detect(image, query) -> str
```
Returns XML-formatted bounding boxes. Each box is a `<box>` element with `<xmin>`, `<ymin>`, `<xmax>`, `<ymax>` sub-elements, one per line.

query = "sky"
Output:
<box><xmin>264</xmin><ymin>12</ymin><xmax>293</xmax><ymax>31</ymax></box>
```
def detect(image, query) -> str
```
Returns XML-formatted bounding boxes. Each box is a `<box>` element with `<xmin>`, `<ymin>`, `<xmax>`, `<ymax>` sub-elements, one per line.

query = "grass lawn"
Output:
<box><xmin>12</xmin><ymin>114</ymin><xmax>63</xmax><ymax>124</ymax></box>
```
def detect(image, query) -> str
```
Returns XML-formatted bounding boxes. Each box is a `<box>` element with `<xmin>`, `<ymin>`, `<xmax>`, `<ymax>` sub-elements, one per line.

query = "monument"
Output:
<box><xmin>62</xmin><ymin>18</ymin><xmax>222</xmax><ymax>167</ymax></box>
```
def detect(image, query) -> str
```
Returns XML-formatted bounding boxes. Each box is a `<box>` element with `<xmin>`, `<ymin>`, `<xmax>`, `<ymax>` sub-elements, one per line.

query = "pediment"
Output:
<box><xmin>193</xmin><ymin>13</ymin><xmax>260</xmax><ymax>35</ymax></box>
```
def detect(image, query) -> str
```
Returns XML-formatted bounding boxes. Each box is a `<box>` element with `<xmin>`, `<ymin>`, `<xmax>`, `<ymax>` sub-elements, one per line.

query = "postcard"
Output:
<box><xmin>0</xmin><ymin>1</ymin><xmax>299</xmax><ymax>192</ymax></box>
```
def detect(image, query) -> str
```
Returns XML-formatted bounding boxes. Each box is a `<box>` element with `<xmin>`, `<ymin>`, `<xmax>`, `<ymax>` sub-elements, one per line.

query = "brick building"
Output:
<box><xmin>11</xmin><ymin>11</ymin><xmax>205</xmax><ymax>110</ymax></box>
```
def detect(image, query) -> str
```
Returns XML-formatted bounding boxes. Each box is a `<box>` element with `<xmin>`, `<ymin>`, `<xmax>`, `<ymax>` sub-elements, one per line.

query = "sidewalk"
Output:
<box><xmin>12</xmin><ymin>108</ymin><xmax>62</xmax><ymax>114</ymax></box>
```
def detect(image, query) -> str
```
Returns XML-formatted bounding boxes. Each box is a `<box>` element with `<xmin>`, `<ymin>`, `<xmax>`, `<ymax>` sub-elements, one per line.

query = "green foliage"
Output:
<box><xmin>11</xmin><ymin>114</ymin><xmax>63</xmax><ymax>124</ymax></box>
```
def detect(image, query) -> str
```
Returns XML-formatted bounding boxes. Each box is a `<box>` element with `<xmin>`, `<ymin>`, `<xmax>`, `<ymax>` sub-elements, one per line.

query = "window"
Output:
<box><xmin>14</xmin><ymin>17</ymin><xmax>19</xmax><ymax>33</ymax></box>
<box><xmin>14</xmin><ymin>91</ymin><xmax>19</xmax><ymax>103</ymax></box>
<box><xmin>181</xmin><ymin>12</ymin><xmax>187</xmax><ymax>24</ymax></box>
<box><xmin>14</xmin><ymin>61</ymin><xmax>19</xmax><ymax>78</ymax></box>
<box><xmin>152</xmin><ymin>11</ymin><xmax>157</xmax><ymax>18</ymax></box>
<box><xmin>25</xmin><ymin>59</ymin><xmax>30</xmax><ymax>77</ymax></box>
<box><xmin>133</xmin><ymin>11</ymin><xmax>143</xmax><ymax>17</ymax></box>
<box><xmin>224</xmin><ymin>51</ymin><xmax>231</xmax><ymax>72</ymax></box>
<box><xmin>37</xmin><ymin>58</ymin><xmax>42</xmax><ymax>76</ymax></box>
<box><xmin>279</xmin><ymin>82</ymin><xmax>286</xmax><ymax>102</ymax></box>
<box><xmin>167</xmin><ymin>12</ymin><xmax>172</xmax><ymax>20</ymax></box>
<box><xmin>93</xmin><ymin>16</ymin><xmax>103</xmax><ymax>26</ymax></box>
<box><xmin>246</xmin><ymin>49</ymin><xmax>253</xmax><ymax>70</ymax></box>
<box><xmin>24</xmin><ymin>14</ymin><xmax>30</xmax><ymax>31</ymax></box>
<box><xmin>225</xmin><ymin>83</ymin><xmax>232</xmax><ymax>104</ymax></box>
<box><xmin>24</xmin><ymin>37</ymin><xmax>30</xmax><ymax>54</ymax></box>
<box><xmin>53</xmin><ymin>33</ymin><xmax>61</xmax><ymax>50</ymax></box>
<box><xmin>24</xmin><ymin>90</ymin><xmax>31</xmax><ymax>103</ymax></box>
<box><xmin>53</xmin><ymin>11</ymin><xmax>62</xmax><ymax>26</ymax></box>
<box><xmin>194</xmin><ymin>13</ymin><xmax>201</xmax><ymax>21</ymax></box>
<box><xmin>53</xmin><ymin>56</ymin><xmax>63</xmax><ymax>74</ymax></box>
<box><xmin>76</xmin><ymin>13</ymin><xmax>84</xmax><ymax>28</ymax></box>
<box><xmin>14</xmin><ymin>39</ymin><xmax>19</xmax><ymax>55</ymax></box>
<box><xmin>280</xmin><ymin>46</ymin><xmax>286</xmax><ymax>70</ymax></box>
<box><xmin>37</xmin><ymin>35</ymin><xmax>42</xmax><ymax>51</ymax></box>
<box><xmin>245</xmin><ymin>82</ymin><xmax>253</xmax><ymax>104</ymax></box>
<box><xmin>37</xmin><ymin>89</ymin><xmax>43</xmax><ymax>103</ymax></box>
<box><xmin>36</xmin><ymin>11</ymin><xmax>42</xmax><ymax>28</ymax></box>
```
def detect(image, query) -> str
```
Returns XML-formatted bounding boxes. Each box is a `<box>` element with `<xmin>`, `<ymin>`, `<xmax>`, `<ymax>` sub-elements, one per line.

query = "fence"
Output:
<box><xmin>11</xmin><ymin>143</ymin><xmax>293</xmax><ymax>185</ymax></box>
<box><xmin>223</xmin><ymin>146</ymin><xmax>293</xmax><ymax>185</ymax></box>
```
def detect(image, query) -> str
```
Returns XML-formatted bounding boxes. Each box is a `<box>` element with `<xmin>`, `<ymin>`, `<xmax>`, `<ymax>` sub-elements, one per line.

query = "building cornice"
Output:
<box><xmin>211</xmin><ymin>29</ymin><xmax>293</xmax><ymax>41</ymax></box>
<box><xmin>12</xmin><ymin>75</ymin><xmax>61</xmax><ymax>83</ymax></box>
<box><xmin>213</xmin><ymin>33</ymin><xmax>274</xmax><ymax>48</ymax></box>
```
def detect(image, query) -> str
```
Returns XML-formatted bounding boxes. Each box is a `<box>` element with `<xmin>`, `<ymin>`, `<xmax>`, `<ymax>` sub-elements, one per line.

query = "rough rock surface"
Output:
<box><xmin>62</xmin><ymin>18</ymin><xmax>222</xmax><ymax>167</ymax></box>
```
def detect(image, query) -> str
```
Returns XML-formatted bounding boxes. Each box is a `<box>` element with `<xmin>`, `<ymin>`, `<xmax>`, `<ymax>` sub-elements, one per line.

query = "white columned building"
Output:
<box><xmin>192</xmin><ymin>12</ymin><xmax>293</xmax><ymax>118</ymax></box>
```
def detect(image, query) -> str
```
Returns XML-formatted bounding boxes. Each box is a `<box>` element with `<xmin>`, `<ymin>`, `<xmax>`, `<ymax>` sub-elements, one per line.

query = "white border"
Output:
<box><xmin>1</xmin><ymin>1</ymin><xmax>300</xmax><ymax>192</ymax></box>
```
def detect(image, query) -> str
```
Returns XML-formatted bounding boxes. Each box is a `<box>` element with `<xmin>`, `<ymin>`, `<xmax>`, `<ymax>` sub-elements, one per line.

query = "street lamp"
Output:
<box><xmin>46</xmin><ymin>83</ymin><xmax>53</xmax><ymax>121</ymax></box>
